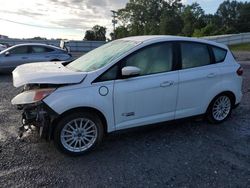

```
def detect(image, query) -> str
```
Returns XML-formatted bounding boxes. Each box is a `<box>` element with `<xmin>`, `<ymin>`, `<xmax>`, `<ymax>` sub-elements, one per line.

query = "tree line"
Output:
<box><xmin>84</xmin><ymin>0</ymin><xmax>250</xmax><ymax>41</ymax></box>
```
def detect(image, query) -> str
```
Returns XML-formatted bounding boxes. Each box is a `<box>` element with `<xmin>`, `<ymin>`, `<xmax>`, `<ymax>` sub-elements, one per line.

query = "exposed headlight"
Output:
<box><xmin>11</xmin><ymin>88</ymin><xmax>55</xmax><ymax>105</ymax></box>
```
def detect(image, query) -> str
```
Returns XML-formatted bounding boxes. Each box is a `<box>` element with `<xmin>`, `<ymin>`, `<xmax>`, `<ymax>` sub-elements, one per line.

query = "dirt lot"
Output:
<box><xmin>0</xmin><ymin>52</ymin><xmax>250</xmax><ymax>187</ymax></box>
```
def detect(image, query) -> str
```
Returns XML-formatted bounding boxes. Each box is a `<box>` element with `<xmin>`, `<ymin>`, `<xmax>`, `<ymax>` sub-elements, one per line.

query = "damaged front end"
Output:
<box><xmin>12</xmin><ymin>84</ymin><xmax>59</xmax><ymax>139</ymax></box>
<box><xmin>11</xmin><ymin>61</ymin><xmax>87</xmax><ymax>139</ymax></box>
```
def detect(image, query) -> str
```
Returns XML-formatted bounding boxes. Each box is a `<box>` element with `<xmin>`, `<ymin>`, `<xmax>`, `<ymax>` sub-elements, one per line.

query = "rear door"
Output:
<box><xmin>29</xmin><ymin>46</ymin><xmax>54</xmax><ymax>62</ymax></box>
<box><xmin>176</xmin><ymin>42</ymin><xmax>221</xmax><ymax>119</ymax></box>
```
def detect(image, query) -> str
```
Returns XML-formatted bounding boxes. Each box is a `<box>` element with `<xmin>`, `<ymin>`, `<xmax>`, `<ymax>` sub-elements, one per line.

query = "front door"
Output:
<box><xmin>114</xmin><ymin>42</ymin><xmax>179</xmax><ymax>130</ymax></box>
<box><xmin>2</xmin><ymin>45</ymin><xmax>30</xmax><ymax>70</ymax></box>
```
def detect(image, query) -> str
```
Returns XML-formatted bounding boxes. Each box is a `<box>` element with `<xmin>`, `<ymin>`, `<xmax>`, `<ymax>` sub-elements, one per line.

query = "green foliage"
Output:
<box><xmin>116</xmin><ymin>0</ymin><xmax>164</xmax><ymax>36</ymax></box>
<box><xmin>90</xmin><ymin>0</ymin><xmax>250</xmax><ymax>39</ymax></box>
<box><xmin>237</xmin><ymin>2</ymin><xmax>250</xmax><ymax>32</ymax></box>
<box><xmin>113</xmin><ymin>26</ymin><xmax>130</xmax><ymax>39</ymax></box>
<box><xmin>84</xmin><ymin>25</ymin><xmax>106</xmax><ymax>41</ymax></box>
<box><xmin>84</xmin><ymin>30</ymin><xmax>95</xmax><ymax>41</ymax></box>
<box><xmin>159</xmin><ymin>0</ymin><xmax>183</xmax><ymax>35</ymax></box>
<box><xmin>229</xmin><ymin>43</ymin><xmax>250</xmax><ymax>51</ymax></box>
<box><xmin>216</xmin><ymin>0</ymin><xmax>242</xmax><ymax>34</ymax></box>
<box><xmin>181</xmin><ymin>3</ymin><xmax>205</xmax><ymax>36</ymax></box>
<box><xmin>192</xmin><ymin>23</ymin><xmax>222</xmax><ymax>37</ymax></box>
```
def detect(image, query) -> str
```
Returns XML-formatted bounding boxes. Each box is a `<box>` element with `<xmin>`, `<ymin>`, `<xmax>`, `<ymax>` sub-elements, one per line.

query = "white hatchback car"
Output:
<box><xmin>11</xmin><ymin>36</ymin><xmax>243</xmax><ymax>155</ymax></box>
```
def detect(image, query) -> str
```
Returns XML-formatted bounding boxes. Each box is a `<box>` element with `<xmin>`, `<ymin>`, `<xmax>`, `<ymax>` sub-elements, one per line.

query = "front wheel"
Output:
<box><xmin>54</xmin><ymin>111</ymin><xmax>104</xmax><ymax>156</ymax></box>
<box><xmin>207</xmin><ymin>94</ymin><xmax>233</xmax><ymax>124</ymax></box>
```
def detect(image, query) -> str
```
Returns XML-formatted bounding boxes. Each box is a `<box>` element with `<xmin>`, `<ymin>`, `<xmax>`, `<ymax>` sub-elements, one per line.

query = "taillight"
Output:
<box><xmin>236</xmin><ymin>66</ymin><xmax>243</xmax><ymax>76</ymax></box>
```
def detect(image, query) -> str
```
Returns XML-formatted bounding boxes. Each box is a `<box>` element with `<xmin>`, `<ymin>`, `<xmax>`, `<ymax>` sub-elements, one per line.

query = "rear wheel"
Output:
<box><xmin>54</xmin><ymin>112</ymin><xmax>104</xmax><ymax>156</ymax></box>
<box><xmin>207</xmin><ymin>94</ymin><xmax>233</xmax><ymax>124</ymax></box>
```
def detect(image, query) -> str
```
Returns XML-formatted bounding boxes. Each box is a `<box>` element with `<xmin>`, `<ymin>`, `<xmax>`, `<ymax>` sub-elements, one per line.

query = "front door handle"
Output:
<box><xmin>207</xmin><ymin>73</ymin><xmax>216</xmax><ymax>78</ymax></box>
<box><xmin>160</xmin><ymin>81</ymin><xmax>174</xmax><ymax>87</ymax></box>
<box><xmin>22</xmin><ymin>57</ymin><xmax>28</xmax><ymax>59</ymax></box>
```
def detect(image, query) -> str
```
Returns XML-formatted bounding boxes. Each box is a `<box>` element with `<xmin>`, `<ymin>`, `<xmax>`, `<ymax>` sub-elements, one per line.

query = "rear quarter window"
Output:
<box><xmin>212</xmin><ymin>47</ymin><xmax>227</xmax><ymax>63</ymax></box>
<box><xmin>31</xmin><ymin>46</ymin><xmax>54</xmax><ymax>53</ymax></box>
<box><xmin>45</xmin><ymin>47</ymin><xmax>54</xmax><ymax>52</ymax></box>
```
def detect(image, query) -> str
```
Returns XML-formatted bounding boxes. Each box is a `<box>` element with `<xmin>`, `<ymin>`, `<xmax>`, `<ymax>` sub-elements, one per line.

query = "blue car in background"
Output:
<box><xmin>0</xmin><ymin>44</ymin><xmax>7</xmax><ymax>52</ymax></box>
<box><xmin>0</xmin><ymin>43</ymin><xmax>72</xmax><ymax>73</ymax></box>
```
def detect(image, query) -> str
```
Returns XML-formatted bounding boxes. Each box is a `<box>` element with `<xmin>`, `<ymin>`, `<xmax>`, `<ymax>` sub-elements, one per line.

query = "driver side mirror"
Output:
<box><xmin>4</xmin><ymin>51</ymin><xmax>10</xmax><ymax>57</ymax></box>
<box><xmin>122</xmin><ymin>66</ymin><xmax>141</xmax><ymax>78</ymax></box>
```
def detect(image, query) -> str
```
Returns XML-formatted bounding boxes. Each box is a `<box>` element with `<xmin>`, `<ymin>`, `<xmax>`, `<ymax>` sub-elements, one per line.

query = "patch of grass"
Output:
<box><xmin>229</xmin><ymin>43</ymin><xmax>250</xmax><ymax>51</ymax></box>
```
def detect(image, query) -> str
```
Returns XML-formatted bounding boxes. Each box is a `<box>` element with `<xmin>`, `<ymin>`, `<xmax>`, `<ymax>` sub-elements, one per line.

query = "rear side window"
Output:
<box><xmin>31</xmin><ymin>46</ymin><xmax>54</xmax><ymax>53</ymax></box>
<box><xmin>180</xmin><ymin>42</ymin><xmax>211</xmax><ymax>69</ymax></box>
<box><xmin>212</xmin><ymin>47</ymin><xmax>227</xmax><ymax>63</ymax></box>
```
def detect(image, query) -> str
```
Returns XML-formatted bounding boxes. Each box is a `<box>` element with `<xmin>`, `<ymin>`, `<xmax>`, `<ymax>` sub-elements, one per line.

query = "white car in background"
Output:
<box><xmin>0</xmin><ymin>44</ymin><xmax>7</xmax><ymax>51</ymax></box>
<box><xmin>11</xmin><ymin>36</ymin><xmax>243</xmax><ymax>156</ymax></box>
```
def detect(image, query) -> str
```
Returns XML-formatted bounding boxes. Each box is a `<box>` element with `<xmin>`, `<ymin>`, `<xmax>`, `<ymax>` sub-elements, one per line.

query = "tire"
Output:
<box><xmin>54</xmin><ymin>111</ymin><xmax>104</xmax><ymax>156</ymax></box>
<box><xmin>207</xmin><ymin>94</ymin><xmax>233</xmax><ymax>124</ymax></box>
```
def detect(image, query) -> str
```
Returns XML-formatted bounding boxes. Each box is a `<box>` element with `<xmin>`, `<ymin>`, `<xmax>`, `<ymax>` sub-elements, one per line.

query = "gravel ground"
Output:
<box><xmin>0</xmin><ymin>53</ymin><xmax>250</xmax><ymax>187</ymax></box>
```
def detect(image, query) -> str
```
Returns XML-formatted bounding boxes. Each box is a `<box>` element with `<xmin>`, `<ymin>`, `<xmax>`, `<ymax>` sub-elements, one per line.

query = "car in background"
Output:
<box><xmin>0</xmin><ymin>44</ymin><xmax>7</xmax><ymax>51</ymax></box>
<box><xmin>0</xmin><ymin>43</ymin><xmax>72</xmax><ymax>73</ymax></box>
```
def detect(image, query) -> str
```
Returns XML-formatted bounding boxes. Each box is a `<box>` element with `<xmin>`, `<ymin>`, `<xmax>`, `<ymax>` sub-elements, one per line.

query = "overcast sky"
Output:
<box><xmin>0</xmin><ymin>0</ymin><xmax>248</xmax><ymax>40</ymax></box>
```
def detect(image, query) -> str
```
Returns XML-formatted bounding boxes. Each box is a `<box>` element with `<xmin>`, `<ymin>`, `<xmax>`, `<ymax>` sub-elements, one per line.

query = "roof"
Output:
<box><xmin>0</xmin><ymin>43</ymin><xmax>63</xmax><ymax>55</ymax></box>
<box><xmin>120</xmin><ymin>35</ymin><xmax>228</xmax><ymax>49</ymax></box>
<box><xmin>12</xmin><ymin>43</ymin><xmax>59</xmax><ymax>49</ymax></box>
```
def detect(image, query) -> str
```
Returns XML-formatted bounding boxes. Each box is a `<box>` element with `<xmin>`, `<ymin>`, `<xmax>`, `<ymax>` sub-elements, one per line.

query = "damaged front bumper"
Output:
<box><xmin>11</xmin><ymin>85</ymin><xmax>60</xmax><ymax>139</ymax></box>
<box><xmin>18</xmin><ymin>102</ymin><xmax>58</xmax><ymax>139</ymax></box>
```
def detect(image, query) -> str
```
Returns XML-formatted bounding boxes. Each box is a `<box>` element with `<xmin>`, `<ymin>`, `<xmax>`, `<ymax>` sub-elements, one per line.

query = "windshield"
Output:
<box><xmin>67</xmin><ymin>40</ymin><xmax>139</xmax><ymax>72</ymax></box>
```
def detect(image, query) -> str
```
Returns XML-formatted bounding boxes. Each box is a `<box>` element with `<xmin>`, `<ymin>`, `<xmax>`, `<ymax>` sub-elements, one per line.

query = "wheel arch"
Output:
<box><xmin>51</xmin><ymin>107</ymin><xmax>108</xmax><ymax>139</ymax></box>
<box><xmin>206</xmin><ymin>90</ymin><xmax>236</xmax><ymax>113</ymax></box>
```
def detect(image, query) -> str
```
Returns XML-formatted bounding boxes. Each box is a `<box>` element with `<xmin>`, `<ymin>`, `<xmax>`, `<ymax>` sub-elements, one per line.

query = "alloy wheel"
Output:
<box><xmin>212</xmin><ymin>95</ymin><xmax>231</xmax><ymax>121</ymax></box>
<box><xmin>60</xmin><ymin>118</ymin><xmax>98</xmax><ymax>153</ymax></box>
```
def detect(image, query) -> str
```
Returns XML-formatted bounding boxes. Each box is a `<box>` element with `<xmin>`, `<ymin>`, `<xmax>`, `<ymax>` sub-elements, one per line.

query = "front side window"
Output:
<box><xmin>212</xmin><ymin>46</ymin><xmax>227</xmax><ymax>63</ymax></box>
<box><xmin>67</xmin><ymin>40</ymin><xmax>139</xmax><ymax>72</ymax></box>
<box><xmin>181</xmin><ymin>42</ymin><xmax>210</xmax><ymax>69</ymax></box>
<box><xmin>122</xmin><ymin>43</ymin><xmax>173</xmax><ymax>76</ymax></box>
<box><xmin>96</xmin><ymin>65</ymin><xmax>119</xmax><ymax>82</ymax></box>
<box><xmin>10</xmin><ymin>46</ymin><xmax>29</xmax><ymax>55</ymax></box>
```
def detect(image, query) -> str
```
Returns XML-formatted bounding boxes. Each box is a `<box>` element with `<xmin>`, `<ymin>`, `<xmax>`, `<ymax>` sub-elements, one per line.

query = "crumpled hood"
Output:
<box><xmin>12</xmin><ymin>62</ymin><xmax>87</xmax><ymax>87</ymax></box>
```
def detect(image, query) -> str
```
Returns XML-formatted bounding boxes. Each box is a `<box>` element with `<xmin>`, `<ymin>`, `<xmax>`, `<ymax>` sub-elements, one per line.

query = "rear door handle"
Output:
<box><xmin>160</xmin><ymin>81</ymin><xmax>174</xmax><ymax>87</ymax></box>
<box><xmin>207</xmin><ymin>73</ymin><xmax>216</xmax><ymax>78</ymax></box>
<box><xmin>22</xmin><ymin>57</ymin><xmax>28</xmax><ymax>59</ymax></box>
